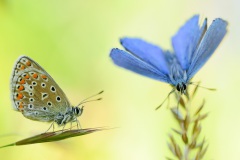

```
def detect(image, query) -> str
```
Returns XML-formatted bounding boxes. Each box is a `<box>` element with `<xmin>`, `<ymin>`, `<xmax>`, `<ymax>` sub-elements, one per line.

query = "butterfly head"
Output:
<box><xmin>176</xmin><ymin>82</ymin><xmax>187</xmax><ymax>94</ymax></box>
<box><xmin>72</xmin><ymin>106</ymin><xmax>84</xmax><ymax>117</ymax></box>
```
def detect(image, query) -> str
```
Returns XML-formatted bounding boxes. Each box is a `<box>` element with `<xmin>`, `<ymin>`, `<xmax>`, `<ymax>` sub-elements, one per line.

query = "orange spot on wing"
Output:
<box><xmin>26</xmin><ymin>61</ymin><xmax>31</xmax><ymax>66</ymax></box>
<box><xmin>17</xmin><ymin>93</ymin><xmax>23</xmax><ymax>100</ymax></box>
<box><xmin>19</xmin><ymin>102</ymin><xmax>24</xmax><ymax>109</ymax></box>
<box><xmin>18</xmin><ymin>85</ymin><xmax>24</xmax><ymax>91</ymax></box>
<box><xmin>33</xmin><ymin>73</ymin><xmax>38</xmax><ymax>79</ymax></box>
<box><xmin>41</xmin><ymin>75</ymin><xmax>47</xmax><ymax>79</ymax></box>
<box><xmin>20</xmin><ymin>79</ymin><xmax>25</xmax><ymax>84</ymax></box>
<box><xmin>25</xmin><ymin>74</ymin><xmax>30</xmax><ymax>79</ymax></box>
<box><xmin>21</xmin><ymin>65</ymin><xmax>25</xmax><ymax>70</ymax></box>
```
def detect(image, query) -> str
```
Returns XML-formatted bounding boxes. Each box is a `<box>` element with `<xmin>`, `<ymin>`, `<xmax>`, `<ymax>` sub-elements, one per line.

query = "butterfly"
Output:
<box><xmin>10</xmin><ymin>56</ymin><xmax>102</xmax><ymax>131</ymax></box>
<box><xmin>110</xmin><ymin>15</ymin><xmax>227</xmax><ymax>108</ymax></box>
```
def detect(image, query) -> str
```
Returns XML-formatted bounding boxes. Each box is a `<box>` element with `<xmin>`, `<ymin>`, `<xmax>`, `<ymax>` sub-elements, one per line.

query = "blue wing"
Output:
<box><xmin>120</xmin><ymin>38</ymin><xmax>169</xmax><ymax>74</ymax></box>
<box><xmin>172</xmin><ymin>15</ymin><xmax>207</xmax><ymax>70</ymax></box>
<box><xmin>110</xmin><ymin>48</ymin><xmax>171</xmax><ymax>83</ymax></box>
<box><xmin>187</xmin><ymin>18</ymin><xmax>227</xmax><ymax>80</ymax></box>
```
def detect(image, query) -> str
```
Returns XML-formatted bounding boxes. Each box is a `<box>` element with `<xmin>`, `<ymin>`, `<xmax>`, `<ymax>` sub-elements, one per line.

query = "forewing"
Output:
<box><xmin>172</xmin><ymin>15</ymin><xmax>207</xmax><ymax>70</ymax></box>
<box><xmin>11</xmin><ymin>56</ymin><xmax>71</xmax><ymax>122</ymax></box>
<box><xmin>187</xmin><ymin>18</ymin><xmax>227</xmax><ymax>80</ymax></box>
<box><xmin>120</xmin><ymin>38</ymin><xmax>169</xmax><ymax>74</ymax></box>
<box><xmin>110</xmin><ymin>48</ymin><xmax>171</xmax><ymax>83</ymax></box>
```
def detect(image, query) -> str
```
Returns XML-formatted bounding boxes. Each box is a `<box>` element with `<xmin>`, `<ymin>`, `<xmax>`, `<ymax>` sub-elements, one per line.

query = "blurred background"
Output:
<box><xmin>0</xmin><ymin>0</ymin><xmax>239</xmax><ymax>159</ymax></box>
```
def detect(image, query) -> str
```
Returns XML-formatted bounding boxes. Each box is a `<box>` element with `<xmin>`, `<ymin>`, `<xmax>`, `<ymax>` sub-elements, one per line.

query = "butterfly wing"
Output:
<box><xmin>172</xmin><ymin>15</ymin><xmax>207</xmax><ymax>70</ymax></box>
<box><xmin>11</xmin><ymin>56</ymin><xmax>71</xmax><ymax>122</ymax></box>
<box><xmin>187</xmin><ymin>18</ymin><xmax>228</xmax><ymax>80</ymax></box>
<box><xmin>120</xmin><ymin>38</ymin><xmax>169</xmax><ymax>75</ymax></box>
<box><xmin>110</xmin><ymin>48</ymin><xmax>171</xmax><ymax>83</ymax></box>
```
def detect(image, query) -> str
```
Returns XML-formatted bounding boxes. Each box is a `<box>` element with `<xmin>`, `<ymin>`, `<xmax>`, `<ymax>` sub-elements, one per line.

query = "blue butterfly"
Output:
<box><xmin>110</xmin><ymin>15</ymin><xmax>227</xmax><ymax>108</ymax></box>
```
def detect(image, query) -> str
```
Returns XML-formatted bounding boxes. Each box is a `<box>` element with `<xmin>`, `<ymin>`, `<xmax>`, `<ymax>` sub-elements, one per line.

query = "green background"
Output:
<box><xmin>0</xmin><ymin>0</ymin><xmax>238</xmax><ymax>159</ymax></box>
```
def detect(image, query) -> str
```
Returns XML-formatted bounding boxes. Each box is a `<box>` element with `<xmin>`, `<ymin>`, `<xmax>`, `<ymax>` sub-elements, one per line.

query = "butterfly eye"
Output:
<box><xmin>176</xmin><ymin>84</ymin><xmax>180</xmax><ymax>92</ymax></box>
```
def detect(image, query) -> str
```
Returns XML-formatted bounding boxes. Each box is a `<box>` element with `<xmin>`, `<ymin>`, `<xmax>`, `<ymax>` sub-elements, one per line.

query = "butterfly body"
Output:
<box><xmin>11</xmin><ymin>56</ymin><xmax>83</xmax><ymax>127</ymax></box>
<box><xmin>110</xmin><ymin>15</ymin><xmax>227</xmax><ymax>95</ymax></box>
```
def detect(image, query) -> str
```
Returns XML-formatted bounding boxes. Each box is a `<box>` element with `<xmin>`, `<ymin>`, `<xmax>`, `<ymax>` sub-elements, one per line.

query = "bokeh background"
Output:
<box><xmin>0</xmin><ymin>0</ymin><xmax>239</xmax><ymax>159</ymax></box>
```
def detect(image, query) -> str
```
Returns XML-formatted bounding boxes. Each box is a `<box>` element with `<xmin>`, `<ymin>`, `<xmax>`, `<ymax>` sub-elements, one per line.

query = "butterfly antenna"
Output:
<box><xmin>189</xmin><ymin>82</ymin><xmax>216</xmax><ymax>91</ymax></box>
<box><xmin>155</xmin><ymin>89</ymin><xmax>175</xmax><ymax>110</ymax></box>
<box><xmin>76</xmin><ymin>91</ymin><xmax>103</xmax><ymax>107</ymax></box>
<box><xmin>78</xmin><ymin>98</ymin><xmax>102</xmax><ymax>106</ymax></box>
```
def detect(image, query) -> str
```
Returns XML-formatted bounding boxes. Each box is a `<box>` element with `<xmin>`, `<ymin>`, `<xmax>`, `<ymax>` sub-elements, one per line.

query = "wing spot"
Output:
<box><xmin>29</xmin><ymin>92</ymin><xmax>33</xmax><ymax>96</ymax></box>
<box><xmin>16</xmin><ymin>93</ymin><xmax>23</xmax><ymax>100</ymax></box>
<box><xmin>29</xmin><ymin>85</ymin><xmax>33</xmax><ymax>90</ymax></box>
<box><xmin>42</xmin><ymin>93</ymin><xmax>48</xmax><ymax>100</ymax></box>
<box><xmin>47</xmin><ymin>102</ymin><xmax>52</xmax><ymax>106</ymax></box>
<box><xmin>23</xmin><ymin>73</ymin><xmax>30</xmax><ymax>79</ymax></box>
<box><xmin>19</xmin><ymin>104</ymin><xmax>24</xmax><ymax>109</ymax></box>
<box><xmin>41</xmin><ymin>83</ymin><xmax>46</xmax><ymax>88</ymax></box>
<box><xmin>50</xmin><ymin>86</ymin><xmax>56</xmax><ymax>92</ymax></box>
<box><xmin>22</xmin><ymin>73</ymin><xmax>27</xmax><ymax>77</ymax></box>
<box><xmin>32</xmin><ymin>73</ymin><xmax>38</xmax><ymax>79</ymax></box>
<box><xmin>18</xmin><ymin>85</ymin><xmax>25</xmax><ymax>91</ymax></box>
<box><xmin>26</xmin><ymin>61</ymin><xmax>31</xmax><ymax>66</ymax></box>
<box><xmin>29</xmin><ymin>98</ymin><xmax>34</xmax><ymax>102</ymax></box>
<box><xmin>17</xmin><ymin>64</ymin><xmax>21</xmax><ymax>69</ymax></box>
<box><xmin>41</xmin><ymin>75</ymin><xmax>48</xmax><ymax>81</ymax></box>
<box><xmin>56</xmin><ymin>96</ymin><xmax>61</xmax><ymax>102</ymax></box>
<box><xmin>43</xmin><ymin>107</ymin><xmax>47</xmax><ymax>111</ymax></box>
<box><xmin>32</xmin><ymin>81</ymin><xmax>37</xmax><ymax>86</ymax></box>
<box><xmin>21</xmin><ymin>58</ymin><xmax>26</xmax><ymax>63</ymax></box>
<box><xmin>28</xmin><ymin>104</ymin><xmax>33</xmax><ymax>109</ymax></box>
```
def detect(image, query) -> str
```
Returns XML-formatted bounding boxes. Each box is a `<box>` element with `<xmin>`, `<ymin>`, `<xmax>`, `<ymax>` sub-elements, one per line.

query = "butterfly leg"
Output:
<box><xmin>156</xmin><ymin>88</ymin><xmax>175</xmax><ymax>110</ymax></box>
<box><xmin>76</xmin><ymin>119</ymin><xmax>82</xmax><ymax>130</ymax></box>
<box><xmin>70</xmin><ymin>121</ymin><xmax>73</xmax><ymax>130</ymax></box>
<box><xmin>61</xmin><ymin>123</ymin><xmax>67</xmax><ymax>132</ymax></box>
<box><xmin>176</xmin><ymin>93</ymin><xmax>181</xmax><ymax>117</ymax></box>
<box><xmin>45</xmin><ymin>122</ymin><xmax>55</xmax><ymax>133</ymax></box>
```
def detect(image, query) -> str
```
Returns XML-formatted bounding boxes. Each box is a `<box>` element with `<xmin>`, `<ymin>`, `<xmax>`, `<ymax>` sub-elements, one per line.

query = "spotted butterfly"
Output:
<box><xmin>11</xmin><ymin>56</ymin><xmax>94</xmax><ymax>130</ymax></box>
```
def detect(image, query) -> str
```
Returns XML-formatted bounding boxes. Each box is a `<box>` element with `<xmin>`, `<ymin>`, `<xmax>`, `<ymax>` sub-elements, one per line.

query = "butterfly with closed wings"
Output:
<box><xmin>11</xmin><ymin>56</ymin><xmax>102</xmax><ymax>131</ymax></box>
